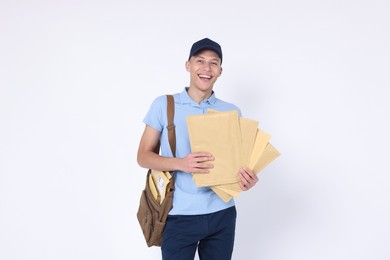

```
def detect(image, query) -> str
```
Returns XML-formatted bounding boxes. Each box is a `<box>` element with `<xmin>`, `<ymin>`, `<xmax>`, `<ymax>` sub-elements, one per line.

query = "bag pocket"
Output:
<box><xmin>136</xmin><ymin>190</ymin><xmax>152</xmax><ymax>242</ymax></box>
<box><xmin>148</xmin><ymin>219</ymin><xmax>166</xmax><ymax>247</ymax></box>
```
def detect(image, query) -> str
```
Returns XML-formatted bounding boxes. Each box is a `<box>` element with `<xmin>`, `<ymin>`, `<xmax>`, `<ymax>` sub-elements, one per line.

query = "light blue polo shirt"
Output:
<box><xmin>143</xmin><ymin>87</ymin><xmax>242</xmax><ymax>215</ymax></box>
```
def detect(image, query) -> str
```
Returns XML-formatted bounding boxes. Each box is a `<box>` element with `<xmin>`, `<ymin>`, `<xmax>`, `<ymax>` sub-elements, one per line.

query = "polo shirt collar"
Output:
<box><xmin>179</xmin><ymin>87</ymin><xmax>217</xmax><ymax>106</ymax></box>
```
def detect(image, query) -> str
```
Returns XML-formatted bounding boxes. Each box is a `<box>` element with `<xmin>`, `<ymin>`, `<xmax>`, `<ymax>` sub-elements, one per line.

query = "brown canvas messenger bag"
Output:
<box><xmin>136</xmin><ymin>94</ymin><xmax>176</xmax><ymax>247</ymax></box>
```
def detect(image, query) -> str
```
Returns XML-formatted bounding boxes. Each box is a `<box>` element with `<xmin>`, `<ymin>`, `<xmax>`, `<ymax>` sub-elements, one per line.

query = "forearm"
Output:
<box><xmin>137</xmin><ymin>150</ymin><xmax>183</xmax><ymax>172</ymax></box>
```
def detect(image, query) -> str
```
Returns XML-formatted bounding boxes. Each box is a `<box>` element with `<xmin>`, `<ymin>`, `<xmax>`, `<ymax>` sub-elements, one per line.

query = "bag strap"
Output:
<box><xmin>166</xmin><ymin>95</ymin><xmax>176</xmax><ymax>158</ymax></box>
<box><xmin>166</xmin><ymin>95</ymin><xmax>176</xmax><ymax>192</ymax></box>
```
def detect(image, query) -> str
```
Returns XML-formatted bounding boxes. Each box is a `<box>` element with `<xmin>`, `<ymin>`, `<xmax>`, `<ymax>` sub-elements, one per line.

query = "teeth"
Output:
<box><xmin>199</xmin><ymin>75</ymin><xmax>211</xmax><ymax>79</ymax></box>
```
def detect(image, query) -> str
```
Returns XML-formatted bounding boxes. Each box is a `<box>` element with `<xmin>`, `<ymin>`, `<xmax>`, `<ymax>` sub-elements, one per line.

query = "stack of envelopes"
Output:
<box><xmin>186</xmin><ymin>109</ymin><xmax>281</xmax><ymax>202</ymax></box>
<box><xmin>148</xmin><ymin>170</ymin><xmax>172</xmax><ymax>204</ymax></box>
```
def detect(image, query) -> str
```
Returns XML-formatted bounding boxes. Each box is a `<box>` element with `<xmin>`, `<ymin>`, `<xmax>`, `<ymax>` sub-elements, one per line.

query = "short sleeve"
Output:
<box><xmin>143</xmin><ymin>95</ymin><xmax>167</xmax><ymax>132</ymax></box>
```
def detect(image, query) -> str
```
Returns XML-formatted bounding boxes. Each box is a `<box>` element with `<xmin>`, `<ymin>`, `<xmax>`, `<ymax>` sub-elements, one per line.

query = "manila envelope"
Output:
<box><xmin>207</xmin><ymin>109</ymin><xmax>258</xmax><ymax>167</ymax></box>
<box><xmin>252</xmin><ymin>143</ymin><xmax>281</xmax><ymax>174</ymax></box>
<box><xmin>212</xmin><ymin>141</ymin><xmax>281</xmax><ymax>200</ymax></box>
<box><xmin>150</xmin><ymin>170</ymin><xmax>172</xmax><ymax>204</ymax></box>
<box><xmin>249</xmin><ymin>130</ymin><xmax>271</xmax><ymax>172</ymax></box>
<box><xmin>186</xmin><ymin>110</ymin><xmax>242</xmax><ymax>186</ymax></box>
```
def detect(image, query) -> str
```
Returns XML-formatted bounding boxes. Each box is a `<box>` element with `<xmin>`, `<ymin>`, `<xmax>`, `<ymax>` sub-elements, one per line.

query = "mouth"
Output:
<box><xmin>198</xmin><ymin>74</ymin><xmax>212</xmax><ymax>81</ymax></box>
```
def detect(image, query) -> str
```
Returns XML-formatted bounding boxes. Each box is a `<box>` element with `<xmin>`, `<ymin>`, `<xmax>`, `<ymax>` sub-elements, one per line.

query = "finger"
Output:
<box><xmin>239</xmin><ymin>181</ymin><xmax>248</xmax><ymax>191</ymax></box>
<box><xmin>196</xmin><ymin>155</ymin><xmax>215</xmax><ymax>162</ymax></box>
<box><xmin>192</xmin><ymin>166</ymin><xmax>211</xmax><ymax>173</ymax></box>
<box><xmin>239</xmin><ymin>168</ymin><xmax>251</xmax><ymax>183</ymax></box>
<box><xmin>191</xmin><ymin>162</ymin><xmax>214</xmax><ymax>174</ymax></box>
<box><xmin>196</xmin><ymin>163</ymin><xmax>214</xmax><ymax>169</ymax></box>
<box><xmin>240</xmin><ymin>168</ymin><xmax>258</xmax><ymax>183</ymax></box>
<box><xmin>239</xmin><ymin>169</ymin><xmax>258</xmax><ymax>191</ymax></box>
<box><xmin>239</xmin><ymin>171</ymin><xmax>250</xmax><ymax>188</ymax></box>
<box><xmin>192</xmin><ymin>152</ymin><xmax>213</xmax><ymax>158</ymax></box>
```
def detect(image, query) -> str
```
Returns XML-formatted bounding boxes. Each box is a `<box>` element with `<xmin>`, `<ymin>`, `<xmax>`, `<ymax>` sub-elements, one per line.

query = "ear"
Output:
<box><xmin>185</xmin><ymin>60</ymin><xmax>190</xmax><ymax>72</ymax></box>
<box><xmin>219</xmin><ymin>67</ymin><xmax>223</xmax><ymax>77</ymax></box>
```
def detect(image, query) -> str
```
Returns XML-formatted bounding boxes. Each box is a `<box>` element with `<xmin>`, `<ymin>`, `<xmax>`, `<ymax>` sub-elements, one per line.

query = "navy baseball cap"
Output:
<box><xmin>188</xmin><ymin>38</ymin><xmax>223</xmax><ymax>64</ymax></box>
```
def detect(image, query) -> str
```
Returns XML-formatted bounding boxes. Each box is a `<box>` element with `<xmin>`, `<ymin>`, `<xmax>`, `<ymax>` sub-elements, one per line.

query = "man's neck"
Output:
<box><xmin>187</xmin><ymin>87</ymin><xmax>213</xmax><ymax>104</ymax></box>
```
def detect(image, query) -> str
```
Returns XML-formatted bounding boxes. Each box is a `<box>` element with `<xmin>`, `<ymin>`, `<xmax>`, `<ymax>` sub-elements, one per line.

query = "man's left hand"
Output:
<box><xmin>239</xmin><ymin>168</ymin><xmax>258</xmax><ymax>191</ymax></box>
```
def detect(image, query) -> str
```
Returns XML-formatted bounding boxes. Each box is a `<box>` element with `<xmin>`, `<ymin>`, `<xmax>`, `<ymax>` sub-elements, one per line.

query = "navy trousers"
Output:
<box><xmin>161</xmin><ymin>206</ymin><xmax>237</xmax><ymax>260</ymax></box>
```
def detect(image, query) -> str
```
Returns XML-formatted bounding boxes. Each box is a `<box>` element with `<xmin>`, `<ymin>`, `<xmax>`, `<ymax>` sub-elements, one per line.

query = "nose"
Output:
<box><xmin>202</xmin><ymin>62</ymin><xmax>211</xmax><ymax>71</ymax></box>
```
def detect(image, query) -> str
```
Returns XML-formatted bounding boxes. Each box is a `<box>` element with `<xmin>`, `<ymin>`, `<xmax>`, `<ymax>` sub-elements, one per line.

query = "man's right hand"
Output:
<box><xmin>180</xmin><ymin>152</ymin><xmax>214</xmax><ymax>173</ymax></box>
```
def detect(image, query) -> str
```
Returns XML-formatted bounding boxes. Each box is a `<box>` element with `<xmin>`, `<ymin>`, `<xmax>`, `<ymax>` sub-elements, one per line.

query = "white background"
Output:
<box><xmin>1</xmin><ymin>0</ymin><xmax>389</xmax><ymax>259</ymax></box>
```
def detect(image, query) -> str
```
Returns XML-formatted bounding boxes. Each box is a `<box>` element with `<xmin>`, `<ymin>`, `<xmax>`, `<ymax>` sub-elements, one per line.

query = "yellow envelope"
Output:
<box><xmin>211</xmin><ymin>186</ymin><xmax>235</xmax><ymax>202</ymax></box>
<box><xmin>148</xmin><ymin>173</ymin><xmax>160</xmax><ymax>202</ymax></box>
<box><xmin>239</xmin><ymin>118</ymin><xmax>259</xmax><ymax>167</ymax></box>
<box><xmin>249</xmin><ymin>130</ymin><xmax>271</xmax><ymax>171</ymax></box>
<box><xmin>214</xmin><ymin>142</ymin><xmax>281</xmax><ymax>195</ymax></box>
<box><xmin>187</xmin><ymin>110</ymin><xmax>242</xmax><ymax>186</ymax></box>
<box><xmin>150</xmin><ymin>170</ymin><xmax>172</xmax><ymax>204</ymax></box>
<box><xmin>210</xmin><ymin>128</ymin><xmax>270</xmax><ymax>199</ymax></box>
<box><xmin>213</xmin><ymin>182</ymin><xmax>240</xmax><ymax>196</ymax></box>
<box><xmin>194</xmin><ymin>176</ymin><xmax>239</xmax><ymax>188</ymax></box>
<box><xmin>205</xmin><ymin>109</ymin><xmax>258</xmax><ymax>200</ymax></box>
<box><xmin>187</xmin><ymin>109</ymin><xmax>281</xmax><ymax>202</ymax></box>
<box><xmin>252</xmin><ymin>143</ymin><xmax>281</xmax><ymax>174</ymax></box>
<box><xmin>207</xmin><ymin>109</ymin><xmax>258</xmax><ymax>172</ymax></box>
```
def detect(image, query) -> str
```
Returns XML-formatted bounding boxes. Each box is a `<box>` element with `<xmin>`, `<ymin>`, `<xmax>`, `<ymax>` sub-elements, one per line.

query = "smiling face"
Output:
<box><xmin>185</xmin><ymin>50</ymin><xmax>223</xmax><ymax>101</ymax></box>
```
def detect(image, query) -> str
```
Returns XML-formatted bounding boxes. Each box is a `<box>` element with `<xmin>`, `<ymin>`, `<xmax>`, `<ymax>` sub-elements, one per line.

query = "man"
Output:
<box><xmin>137</xmin><ymin>38</ymin><xmax>258</xmax><ymax>260</ymax></box>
